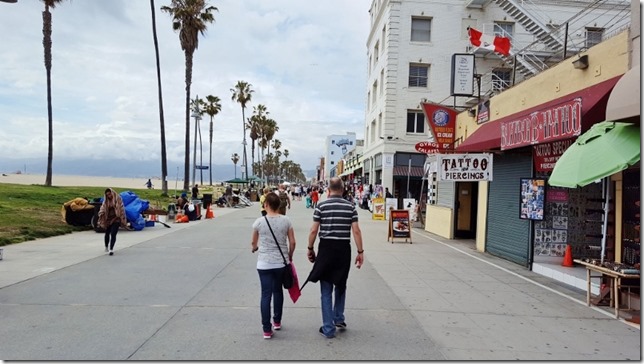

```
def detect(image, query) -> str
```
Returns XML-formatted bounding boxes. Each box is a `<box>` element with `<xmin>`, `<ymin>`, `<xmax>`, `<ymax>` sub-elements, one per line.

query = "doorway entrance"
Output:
<box><xmin>455</xmin><ymin>182</ymin><xmax>478</xmax><ymax>239</ymax></box>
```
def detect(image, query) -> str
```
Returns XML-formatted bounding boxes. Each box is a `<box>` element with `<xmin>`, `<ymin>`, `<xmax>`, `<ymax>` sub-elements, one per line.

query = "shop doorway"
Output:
<box><xmin>455</xmin><ymin>182</ymin><xmax>478</xmax><ymax>239</ymax></box>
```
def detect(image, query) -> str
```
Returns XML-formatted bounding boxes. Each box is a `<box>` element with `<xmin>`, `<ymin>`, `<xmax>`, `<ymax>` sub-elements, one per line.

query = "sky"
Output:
<box><xmin>0</xmin><ymin>0</ymin><xmax>371</xmax><ymax>177</ymax></box>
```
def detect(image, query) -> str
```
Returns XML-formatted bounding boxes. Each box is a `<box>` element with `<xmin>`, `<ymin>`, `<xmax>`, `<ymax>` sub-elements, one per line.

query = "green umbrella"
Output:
<box><xmin>549</xmin><ymin>121</ymin><xmax>640</xmax><ymax>188</ymax></box>
<box><xmin>225</xmin><ymin>177</ymin><xmax>248</xmax><ymax>184</ymax></box>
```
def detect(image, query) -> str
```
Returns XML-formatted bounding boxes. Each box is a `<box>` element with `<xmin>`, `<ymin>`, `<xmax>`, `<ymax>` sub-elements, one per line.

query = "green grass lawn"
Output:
<box><xmin>0</xmin><ymin>183</ymin><xmax>178</xmax><ymax>247</ymax></box>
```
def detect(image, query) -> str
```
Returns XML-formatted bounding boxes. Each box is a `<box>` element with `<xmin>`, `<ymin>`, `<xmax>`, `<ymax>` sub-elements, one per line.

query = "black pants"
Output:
<box><xmin>104</xmin><ymin>222</ymin><xmax>120</xmax><ymax>250</ymax></box>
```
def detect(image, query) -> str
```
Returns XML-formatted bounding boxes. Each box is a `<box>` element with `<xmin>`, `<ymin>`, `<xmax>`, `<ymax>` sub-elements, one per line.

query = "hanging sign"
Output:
<box><xmin>421</xmin><ymin>102</ymin><xmax>457</xmax><ymax>152</ymax></box>
<box><xmin>436</xmin><ymin>153</ymin><xmax>493</xmax><ymax>182</ymax></box>
<box><xmin>450</xmin><ymin>53</ymin><xmax>475</xmax><ymax>97</ymax></box>
<box><xmin>533</xmin><ymin>139</ymin><xmax>574</xmax><ymax>172</ymax></box>
<box><xmin>415</xmin><ymin>141</ymin><xmax>441</xmax><ymax>154</ymax></box>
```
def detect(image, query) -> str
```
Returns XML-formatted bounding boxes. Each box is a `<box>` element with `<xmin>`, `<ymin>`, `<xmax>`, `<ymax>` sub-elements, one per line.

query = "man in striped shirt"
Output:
<box><xmin>306</xmin><ymin>177</ymin><xmax>364</xmax><ymax>339</ymax></box>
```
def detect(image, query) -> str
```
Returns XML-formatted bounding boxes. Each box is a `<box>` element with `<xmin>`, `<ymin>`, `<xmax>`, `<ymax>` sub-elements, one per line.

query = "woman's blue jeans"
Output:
<box><xmin>320</xmin><ymin>280</ymin><xmax>346</xmax><ymax>337</ymax></box>
<box><xmin>258</xmin><ymin>267</ymin><xmax>285</xmax><ymax>333</ymax></box>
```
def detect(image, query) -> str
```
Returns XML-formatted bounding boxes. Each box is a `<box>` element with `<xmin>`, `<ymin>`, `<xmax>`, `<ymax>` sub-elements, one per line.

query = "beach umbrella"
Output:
<box><xmin>549</xmin><ymin>121</ymin><xmax>640</xmax><ymax>188</ymax></box>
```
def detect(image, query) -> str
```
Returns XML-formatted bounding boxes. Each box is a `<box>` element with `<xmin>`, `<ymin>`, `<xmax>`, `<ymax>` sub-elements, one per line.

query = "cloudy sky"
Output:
<box><xmin>0</xmin><ymin>0</ymin><xmax>370</xmax><ymax>176</ymax></box>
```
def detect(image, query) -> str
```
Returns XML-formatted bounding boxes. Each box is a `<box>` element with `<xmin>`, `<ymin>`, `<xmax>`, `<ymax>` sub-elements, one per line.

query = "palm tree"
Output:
<box><xmin>230</xmin><ymin>80</ymin><xmax>254</xmax><ymax>180</ymax></box>
<box><xmin>247</xmin><ymin>104</ymin><xmax>267</xmax><ymax>176</ymax></box>
<box><xmin>190</xmin><ymin>96</ymin><xmax>205</xmax><ymax>186</ymax></box>
<box><xmin>150</xmin><ymin>0</ymin><xmax>168</xmax><ymax>195</ymax></box>
<box><xmin>231</xmin><ymin>153</ymin><xmax>240</xmax><ymax>179</ymax></box>
<box><xmin>260</xmin><ymin>118</ymin><xmax>278</xmax><ymax>185</ymax></box>
<box><xmin>161</xmin><ymin>0</ymin><xmax>217</xmax><ymax>191</ymax></box>
<box><xmin>283</xmin><ymin>149</ymin><xmax>289</xmax><ymax>160</ymax></box>
<box><xmin>41</xmin><ymin>0</ymin><xmax>65</xmax><ymax>187</ymax></box>
<box><xmin>203</xmin><ymin>95</ymin><xmax>221</xmax><ymax>185</ymax></box>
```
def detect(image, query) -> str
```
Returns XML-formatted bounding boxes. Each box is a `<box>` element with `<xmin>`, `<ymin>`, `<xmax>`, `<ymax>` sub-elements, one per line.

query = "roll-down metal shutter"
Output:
<box><xmin>486</xmin><ymin>153</ymin><xmax>532</xmax><ymax>266</ymax></box>
<box><xmin>436</xmin><ymin>180</ymin><xmax>456</xmax><ymax>208</ymax></box>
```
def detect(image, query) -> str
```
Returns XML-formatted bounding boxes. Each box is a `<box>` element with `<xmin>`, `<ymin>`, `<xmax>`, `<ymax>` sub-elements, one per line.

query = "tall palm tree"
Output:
<box><xmin>203</xmin><ymin>95</ymin><xmax>221</xmax><ymax>185</ymax></box>
<box><xmin>247</xmin><ymin>104</ymin><xmax>267</xmax><ymax>175</ymax></box>
<box><xmin>150</xmin><ymin>0</ymin><xmax>168</xmax><ymax>195</ymax></box>
<box><xmin>161</xmin><ymin>0</ymin><xmax>217</xmax><ymax>191</ymax></box>
<box><xmin>259</xmin><ymin>118</ymin><xmax>278</xmax><ymax>185</ymax></box>
<box><xmin>41</xmin><ymin>0</ymin><xmax>65</xmax><ymax>187</ymax></box>
<box><xmin>190</xmin><ymin>96</ymin><xmax>205</xmax><ymax>186</ymax></box>
<box><xmin>283</xmin><ymin>149</ymin><xmax>289</xmax><ymax>160</ymax></box>
<box><xmin>231</xmin><ymin>153</ymin><xmax>240</xmax><ymax>179</ymax></box>
<box><xmin>230</xmin><ymin>80</ymin><xmax>253</xmax><ymax>180</ymax></box>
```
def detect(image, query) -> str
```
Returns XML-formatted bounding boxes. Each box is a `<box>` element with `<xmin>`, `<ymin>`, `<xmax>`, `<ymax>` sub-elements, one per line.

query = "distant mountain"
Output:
<box><xmin>0</xmin><ymin>157</ymin><xmax>318</xmax><ymax>181</ymax></box>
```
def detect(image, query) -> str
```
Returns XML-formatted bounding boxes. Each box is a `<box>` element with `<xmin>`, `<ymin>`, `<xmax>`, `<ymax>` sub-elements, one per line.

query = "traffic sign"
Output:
<box><xmin>195</xmin><ymin>165</ymin><xmax>209</xmax><ymax>170</ymax></box>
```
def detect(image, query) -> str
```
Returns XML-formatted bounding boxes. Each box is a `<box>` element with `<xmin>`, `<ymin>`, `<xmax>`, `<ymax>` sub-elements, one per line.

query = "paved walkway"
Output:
<box><xmin>0</xmin><ymin>196</ymin><xmax>639</xmax><ymax>360</ymax></box>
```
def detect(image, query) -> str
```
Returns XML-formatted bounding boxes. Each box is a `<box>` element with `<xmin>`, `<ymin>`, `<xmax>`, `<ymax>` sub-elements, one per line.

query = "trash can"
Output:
<box><xmin>202</xmin><ymin>194</ymin><xmax>213</xmax><ymax>209</ymax></box>
<box><xmin>167</xmin><ymin>203</ymin><xmax>177</xmax><ymax>220</ymax></box>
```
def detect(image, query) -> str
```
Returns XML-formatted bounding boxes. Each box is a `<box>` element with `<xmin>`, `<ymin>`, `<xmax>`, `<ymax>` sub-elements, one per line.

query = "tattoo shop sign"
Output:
<box><xmin>501</xmin><ymin>98</ymin><xmax>582</xmax><ymax>150</ymax></box>
<box><xmin>436</xmin><ymin>153</ymin><xmax>493</xmax><ymax>182</ymax></box>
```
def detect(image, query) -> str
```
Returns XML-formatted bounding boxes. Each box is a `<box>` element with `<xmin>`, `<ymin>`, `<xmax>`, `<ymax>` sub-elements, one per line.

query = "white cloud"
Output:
<box><xmin>0</xmin><ymin>0</ymin><xmax>370</xmax><ymax>175</ymax></box>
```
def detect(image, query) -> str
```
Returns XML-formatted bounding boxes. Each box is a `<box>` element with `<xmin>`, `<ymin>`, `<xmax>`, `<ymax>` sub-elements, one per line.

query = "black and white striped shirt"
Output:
<box><xmin>313</xmin><ymin>196</ymin><xmax>358</xmax><ymax>241</ymax></box>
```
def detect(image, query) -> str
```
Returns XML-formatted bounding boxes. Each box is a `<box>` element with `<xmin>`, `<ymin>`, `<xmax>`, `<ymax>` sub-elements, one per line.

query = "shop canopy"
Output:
<box><xmin>225</xmin><ymin>178</ymin><xmax>248</xmax><ymax>184</ymax></box>
<box><xmin>548</xmin><ymin>121</ymin><xmax>641</xmax><ymax>188</ymax></box>
<box><xmin>605</xmin><ymin>65</ymin><xmax>640</xmax><ymax>122</ymax></box>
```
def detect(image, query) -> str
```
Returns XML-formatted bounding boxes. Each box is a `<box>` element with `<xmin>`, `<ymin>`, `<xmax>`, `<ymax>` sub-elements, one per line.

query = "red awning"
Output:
<box><xmin>456</xmin><ymin>121</ymin><xmax>501</xmax><ymax>152</ymax></box>
<box><xmin>455</xmin><ymin>76</ymin><xmax>621</xmax><ymax>152</ymax></box>
<box><xmin>393</xmin><ymin>166</ymin><xmax>425</xmax><ymax>177</ymax></box>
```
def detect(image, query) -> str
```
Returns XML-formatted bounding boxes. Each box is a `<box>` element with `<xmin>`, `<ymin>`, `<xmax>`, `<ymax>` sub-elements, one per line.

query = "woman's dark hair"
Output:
<box><xmin>265</xmin><ymin>192</ymin><xmax>280</xmax><ymax>211</ymax></box>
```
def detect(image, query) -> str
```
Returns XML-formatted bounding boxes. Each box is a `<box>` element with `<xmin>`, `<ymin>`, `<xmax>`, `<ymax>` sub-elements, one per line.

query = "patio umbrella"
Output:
<box><xmin>549</xmin><ymin>121</ymin><xmax>640</xmax><ymax>188</ymax></box>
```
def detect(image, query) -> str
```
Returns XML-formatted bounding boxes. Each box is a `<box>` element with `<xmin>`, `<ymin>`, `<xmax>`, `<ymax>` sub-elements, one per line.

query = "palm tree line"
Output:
<box><xmin>39</xmin><ymin>0</ymin><xmax>305</xmax><ymax>192</ymax></box>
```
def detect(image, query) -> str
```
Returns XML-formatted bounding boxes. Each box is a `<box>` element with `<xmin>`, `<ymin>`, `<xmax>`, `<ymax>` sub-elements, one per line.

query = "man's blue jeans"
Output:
<box><xmin>320</xmin><ymin>280</ymin><xmax>346</xmax><ymax>337</ymax></box>
<box><xmin>258</xmin><ymin>268</ymin><xmax>284</xmax><ymax>333</ymax></box>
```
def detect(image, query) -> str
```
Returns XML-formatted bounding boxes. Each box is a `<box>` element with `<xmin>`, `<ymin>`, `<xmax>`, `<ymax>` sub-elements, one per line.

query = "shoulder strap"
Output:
<box><xmin>264</xmin><ymin>216</ymin><xmax>288</xmax><ymax>266</ymax></box>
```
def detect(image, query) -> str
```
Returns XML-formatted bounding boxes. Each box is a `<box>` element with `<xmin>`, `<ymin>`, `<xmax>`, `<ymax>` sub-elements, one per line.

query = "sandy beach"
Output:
<box><xmin>0</xmin><ymin>173</ymin><xmax>168</xmax><ymax>190</ymax></box>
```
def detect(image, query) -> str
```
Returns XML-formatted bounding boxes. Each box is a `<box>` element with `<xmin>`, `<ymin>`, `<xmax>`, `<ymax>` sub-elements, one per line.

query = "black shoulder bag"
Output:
<box><xmin>264</xmin><ymin>216</ymin><xmax>294</xmax><ymax>289</ymax></box>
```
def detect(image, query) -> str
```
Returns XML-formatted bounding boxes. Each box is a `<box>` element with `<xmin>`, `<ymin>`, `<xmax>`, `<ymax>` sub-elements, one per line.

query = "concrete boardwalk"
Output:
<box><xmin>0</xmin><ymin>197</ymin><xmax>639</xmax><ymax>360</ymax></box>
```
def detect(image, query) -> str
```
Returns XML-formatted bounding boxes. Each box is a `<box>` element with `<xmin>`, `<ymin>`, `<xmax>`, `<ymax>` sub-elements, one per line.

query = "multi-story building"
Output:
<box><xmin>323</xmin><ymin>132</ymin><xmax>357</xmax><ymax>181</ymax></box>
<box><xmin>361</xmin><ymin>0</ymin><xmax>631</xmax><ymax>204</ymax></box>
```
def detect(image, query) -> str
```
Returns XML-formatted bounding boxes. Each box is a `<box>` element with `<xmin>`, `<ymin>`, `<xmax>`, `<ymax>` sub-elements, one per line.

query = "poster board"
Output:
<box><xmin>520</xmin><ymin>178</ymin><xmax>546</xmax><ymax>220</ymax></box>
<box><xmin>388</xmin><ymin>209</ymin><xmax>412</xmax><ymax>244</ymax></box>
<box><xmin>385</xmin><ymin>198</ymin><xmax>398</xmax><ymax>220</ymax></box>
<box><xmin>403</xmin><ymin>198</ymin><xmax>417</xmax><ymax>222</ymax></box>
<box><xmin>372</xmin><ymin>197</ymin><xmax>385</xmax><ymax>220</ymax></box>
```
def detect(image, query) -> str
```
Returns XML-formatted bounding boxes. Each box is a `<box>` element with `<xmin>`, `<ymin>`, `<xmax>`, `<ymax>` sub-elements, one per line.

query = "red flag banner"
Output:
<box><xmin>421</xmin><ymin>102</ymin><xmax>457</xmax><ymax>152</ymax></box>
<box><xmin>468</xmin><ymin>27</ymin><xmax>511</xmax><ymax>56</ymax></box>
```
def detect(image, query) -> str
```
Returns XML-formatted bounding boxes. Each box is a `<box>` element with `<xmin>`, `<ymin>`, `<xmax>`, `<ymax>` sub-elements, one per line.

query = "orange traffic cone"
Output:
<box><xmin>562</xmin><ymin>244</ymin><xmax>574</xmax><ymax>267</ymax></box>
<box><xmin>205</xmin><ymin>205</ymin><xmax>214</xmax><ymax>219</ymax></box>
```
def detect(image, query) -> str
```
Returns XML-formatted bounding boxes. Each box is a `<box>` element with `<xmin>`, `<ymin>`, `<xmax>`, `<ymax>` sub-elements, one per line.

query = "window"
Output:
<box><xmin>331</xmin><ymin>161</ymin><xmax>334</xmax><ymax>165</ymax></box>
<box><xmin>372</xmin><ymin>81</ymin><xmax>378</xmax><ymax>105</ymax></box>
<box><xmin>586</xmin><ymin>27</ymin><xmax>604</xmax><ymax>48</ymax></box>
<box><xmin>494</xmin><ymin>22</ymin><xmax>513</xmax><ymax>37</ymax></box>
<box><xmin>409</xmin><ymin>64</ymin><xmax>429</xmax><ymax>87</ymax></box>
<box><xmin>406</xmin><ymin>110</ymin><xmax>425</xmax><ymax>134</ymax></box>
<box><xmin>381</xmin><ymin>25</ymin><xmax>386</xmax><ymax>52</ymax></box>
<box><xmin>331</xmin><ymin>151</ymin><xmax>334</xmax><ymax>155</ymax></box>
<box><xmin>411</xmin><ymin>17</ymin><xmax>431</xmax><ymax>42</ymax></box>
<box><xmin>492</xmin><ymin>68</ymin><xmax>511</xmax><ymax>92</ymax></box>
<box><xmin>380</xmin><ymin>69</ymin><xmax>385</xmax><ymax>95</ymax></box>
<box><xmin>374</xmin><ymin>41</ymin><xmax>379</xmax><ymax>63</ymax></box>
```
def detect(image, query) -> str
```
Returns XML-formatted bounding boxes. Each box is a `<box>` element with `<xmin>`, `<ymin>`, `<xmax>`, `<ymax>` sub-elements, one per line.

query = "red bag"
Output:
<box><xmin>287</xmin><ymin>262</ymin><xmax>301</xmax><ymax>303</ymax></box>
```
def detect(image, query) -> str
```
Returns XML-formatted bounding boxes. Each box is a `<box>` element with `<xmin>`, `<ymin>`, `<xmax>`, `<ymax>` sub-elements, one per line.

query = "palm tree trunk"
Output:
<box><xmin>150</xmin><ymin>0</ymin><xmax>168</xmax><ymax>195</ymax></box>
<box><xmin>183</xmin><ymin>50</ymin><xmax>193</xmax><ymax>192</ymax></box>
<box><xmin>198</xmin><ymin>118</ymin><xmax>203</xmax><ymax>185</ymax></box>
<box><xmin>43</xmin><ymin>8</ymin><xmax>53</xmax><ymax>187</ymax></box>
<box><xmin>250</xmin><ymin>141</ymin><xmax>255</xmax><ymax>176</ymax></box>
<box><xmin>209</xmin><ymin>117</ymin><xmax>213</xmax><ymax>185</ymax></box>
<box><xmin>241</xmin><ymin>108</ymin><xmax>248</xmax><ymax>180</ymax></box>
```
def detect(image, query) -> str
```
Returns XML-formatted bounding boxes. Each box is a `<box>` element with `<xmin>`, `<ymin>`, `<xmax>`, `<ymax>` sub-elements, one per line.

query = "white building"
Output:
<box><xmin>323</xmin><ymin>132</ymin><xmax>357</xmax><ymax>181</ymax></box>
<box><xmin>361</xmin><ymin>0</ymin><xmax>631</xmax><ymax>201</ymax></box>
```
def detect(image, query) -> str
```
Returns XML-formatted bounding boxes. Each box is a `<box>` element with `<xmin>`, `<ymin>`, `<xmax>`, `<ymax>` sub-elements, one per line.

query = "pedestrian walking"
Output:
<box><xmin>259</xmin><ymin>187</ymin><xmax>271</xmax><ymax>216</ymax></box>
<box><xmin>304</xmin><ymin>177</ymin><xmax>364</xmax><ymax>339</ymax></box>
<box><xmin>251</xmin><ymin>192</ymin><xmax>297</xmax><ymax>339</ymax></box>
<box><xmin>276</xmin><ymin>183</ymin><xmax>291</xmax><ymax>215</ymax></box>
<box><xmin>97</xmin><ymin>188</ymin><xmax>127</xmax><ymax>256</ymax></box>
<box><xmin>192</xmin><ymin>184</ymin><xmax>199</xmax><ymax>200</ymax></box>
